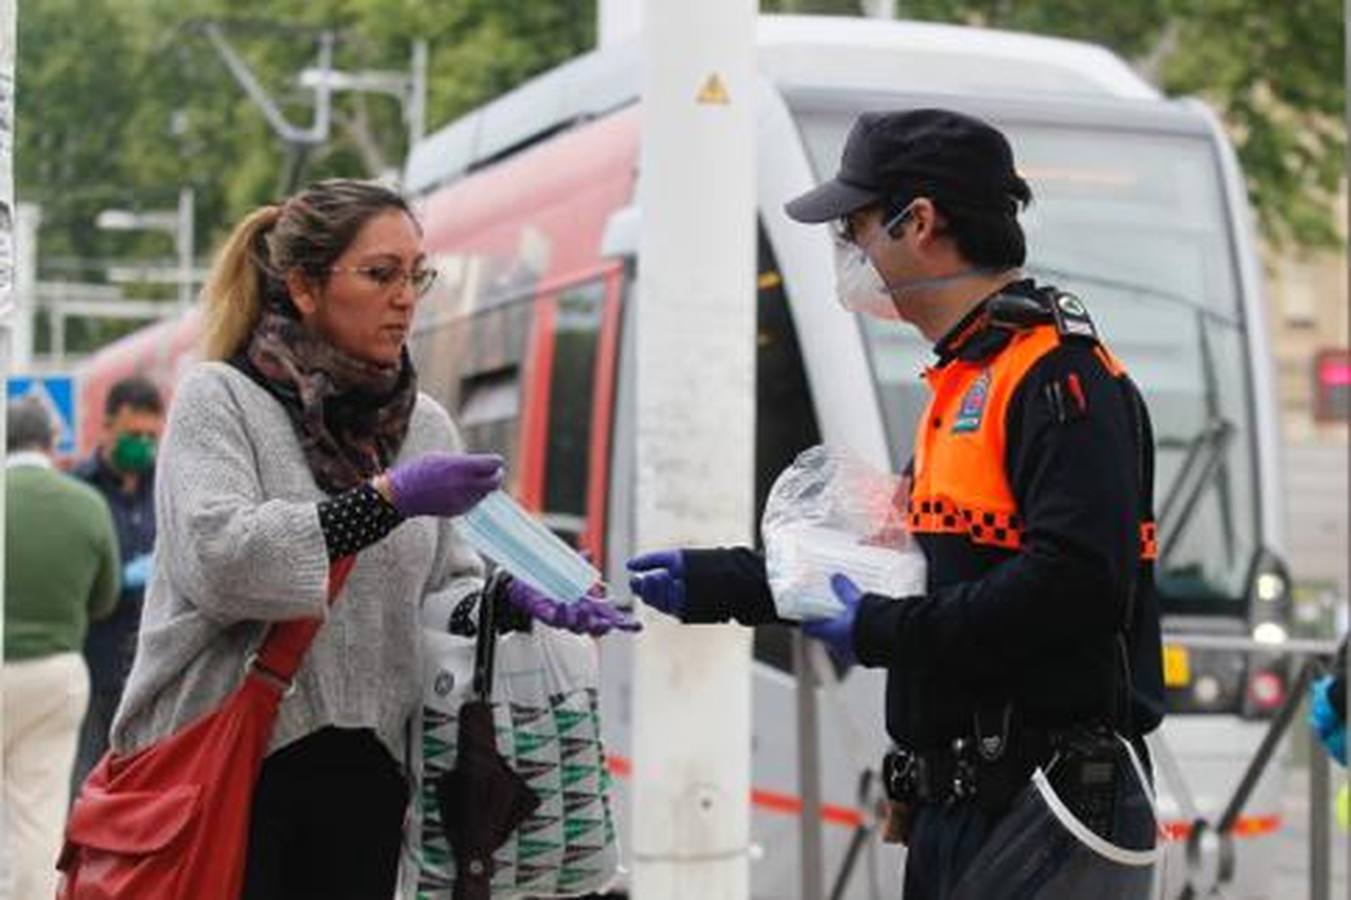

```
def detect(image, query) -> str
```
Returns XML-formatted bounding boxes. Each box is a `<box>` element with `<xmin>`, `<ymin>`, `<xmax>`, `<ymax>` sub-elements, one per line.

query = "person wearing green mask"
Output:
<box><xmin>70</xmin><ymin>374</ymin><xmax>165</xmax><ymax>794</ymax></box>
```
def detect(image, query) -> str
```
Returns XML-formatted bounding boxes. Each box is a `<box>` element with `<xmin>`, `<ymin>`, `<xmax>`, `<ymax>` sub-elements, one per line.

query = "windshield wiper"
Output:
<box><xmin>1158</xmin><ymin>416</ymin><xmax>1236</xmax><ymax>568</ymax></box>
<box><xmin>1031</xmin><ymin>264</ymin><xmax>1249</xmax><ymax>579</ymax></box>
<box><xmin>1158</xmin><ymin>308</ymin><xmax>1239</xmax><ymax>569</ymax></box>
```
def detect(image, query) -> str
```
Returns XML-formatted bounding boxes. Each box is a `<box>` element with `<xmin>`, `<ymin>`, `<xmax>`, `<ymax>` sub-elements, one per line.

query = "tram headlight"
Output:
<box><xmin>1248</xmin><ymin>670</ymin><xmax>1286</xmax><ymax>712</ymax></box>
<box><xmin>1255</xmin><ymin>572</ymin><xmax>1286</xmax><ymax>604</ymax></box>
<box><xmin>1252</xmin><ymin>622</ymin><xmax>1287</xmax><ymax>645</ymax></box>
<box><xmin>1192</xmin><ymin>674</ymin><xmax>1222</xmax><ymax>707</ymax></box>
<box><xmin>1242</xmin><ymin>551</ymin><xmax>1293</xmax><ymax>719</ymax></box>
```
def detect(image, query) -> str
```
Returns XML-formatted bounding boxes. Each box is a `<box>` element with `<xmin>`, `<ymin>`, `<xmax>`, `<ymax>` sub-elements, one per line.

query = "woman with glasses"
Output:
<box><xmin>107</xmin><ymin>180</ymin><xmax>637</xmax><ymax>899</ymax></box>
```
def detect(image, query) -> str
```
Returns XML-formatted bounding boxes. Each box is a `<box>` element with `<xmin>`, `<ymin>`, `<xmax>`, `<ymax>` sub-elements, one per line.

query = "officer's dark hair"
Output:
<box><xmin>886</xmin><ymin>179</ymin><xmax>1034</xmax><ymax>270</ymax></box>
<box><xmin>7</xmin><ymin>396</ymin><xmax>54</xmax><ymax>452</ymax></box>
<box><xmin>105</xmin><ymin>374</ymin><xmax>164</xmax><ymax>419</ymax></box>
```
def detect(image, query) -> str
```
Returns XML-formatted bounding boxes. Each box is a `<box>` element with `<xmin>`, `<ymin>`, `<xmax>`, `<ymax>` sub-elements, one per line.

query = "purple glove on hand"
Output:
<box><xmin>506</xmin><ymin>578</ymin><xmax>642</xmax><ymax>637</ymax></box>
<box><xmin>385</xmin><ymin>452</ymin><xmax>504</xmax><ymax>518</ymax></box>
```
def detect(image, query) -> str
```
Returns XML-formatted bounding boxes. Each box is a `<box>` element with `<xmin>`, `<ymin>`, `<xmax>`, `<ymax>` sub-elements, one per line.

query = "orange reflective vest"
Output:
<box><xmin>908</xmin><ymin>323</ymin><xmax>1157</xmax><ymax>560</ymax></box>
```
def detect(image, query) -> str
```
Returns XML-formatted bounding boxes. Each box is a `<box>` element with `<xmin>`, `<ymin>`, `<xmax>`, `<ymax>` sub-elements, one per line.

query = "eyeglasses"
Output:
<box><xmin>832</xmin><ymin>205</ymin><xmax>915</xmax><ymax>247</ymax></box>
<box><xmin>330</xmin><ymin>263</ymin><xmax>438</xmax><ymax>297</ymax></box>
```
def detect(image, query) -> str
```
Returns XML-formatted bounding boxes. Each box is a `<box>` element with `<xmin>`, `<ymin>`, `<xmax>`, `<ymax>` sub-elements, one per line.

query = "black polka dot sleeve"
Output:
<box><xmin>449</xmin><ymin>593</ymin><xmax>481</xmax><ymax>637</ymax></box>
<box><xmin>317</xmin><ymin>481</ymin><xmax>405</xmax><ymax>560</ymax></box>
<box><xmin>446</xmin><ymin>572</ymin><xmax>533</xmax><ymax>637</ymax></box>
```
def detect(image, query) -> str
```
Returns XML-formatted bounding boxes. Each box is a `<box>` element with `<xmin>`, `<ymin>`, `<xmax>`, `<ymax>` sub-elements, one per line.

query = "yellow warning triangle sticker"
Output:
<box><xmin>695</xmin><ymin>73</ymin><xmax>730</xmax><ymax>105</ymax></box>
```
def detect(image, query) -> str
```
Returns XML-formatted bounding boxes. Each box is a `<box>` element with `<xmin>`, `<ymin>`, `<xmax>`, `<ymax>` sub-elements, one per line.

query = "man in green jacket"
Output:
<box><xmin>3</xmin><ymin>396</ymin><xmax>119</xmax><ymax>900</ymax></box>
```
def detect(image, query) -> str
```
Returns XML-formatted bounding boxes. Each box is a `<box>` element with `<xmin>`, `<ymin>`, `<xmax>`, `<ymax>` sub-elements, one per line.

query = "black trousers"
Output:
<box><xmin>903</xmin><ymin>801</ymin><xmax>997</xmax><ymax>899</ymax></box>
<box><xmin>243</xmin><ymin>727</ymin><xmax>408</xmax><ymax>900</ymax></box>
<box><xmin>901</xmin><ymin>739</ymin><xmax>1156</xmax><ymax>899</ymax></box>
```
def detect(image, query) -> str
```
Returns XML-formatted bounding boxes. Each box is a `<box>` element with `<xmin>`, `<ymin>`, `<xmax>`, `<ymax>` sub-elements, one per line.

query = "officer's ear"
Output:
<box><xmin>890</xmin><ymin>197</ymin><xmax>942</xmax><ymax>244</ymax></box>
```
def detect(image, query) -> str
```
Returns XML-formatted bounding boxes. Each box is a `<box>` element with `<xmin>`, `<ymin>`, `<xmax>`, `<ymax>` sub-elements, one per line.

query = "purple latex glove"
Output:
<box><xmin>801</xmin><ymin>573</ymin><xmax>862</xmax><ymax>668</ymax></box>
<box><xmin>385</xmin><ymin>452</ymin><xmax>503</xmax><ymax>518</ymax></box>
<box><xmin>507</xmin><ymin>578</ymin><xmax>642</xmax><ymax>637</ymax></box>
<box><xmin>625</xmin><ymin>550</ymin><xmax>687</xmax><ymax>619</ymax></box>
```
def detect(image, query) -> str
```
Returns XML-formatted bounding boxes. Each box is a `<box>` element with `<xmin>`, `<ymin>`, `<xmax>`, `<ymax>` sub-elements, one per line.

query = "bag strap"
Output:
<box><xmin>472</xmin><ymin>572</ymin><xmax>505</xmax><ymax>701</ymax></box>
<box><xmin>250</xmin><ymin>555</ymin><xmax>357</xmax><ymax>689</ymax></box>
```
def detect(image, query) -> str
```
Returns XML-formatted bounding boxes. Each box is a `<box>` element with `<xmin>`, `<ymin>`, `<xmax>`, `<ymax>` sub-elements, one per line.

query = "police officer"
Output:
<box><xmin>627</xmin><ymin>108</ymin><xmax>1165</xmax><ymax>898</ymax></box>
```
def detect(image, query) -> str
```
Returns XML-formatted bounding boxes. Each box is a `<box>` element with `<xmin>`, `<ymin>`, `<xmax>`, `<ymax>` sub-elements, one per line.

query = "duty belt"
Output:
<box><xmin>883</xmin><ymin>718</ymin><xmax>1121</xmax><ymax>812</ymax></box>
<box><xmin>883</xmin><ymin>740</ymin><xmax>992</xmax><ymax>807</ymax></box>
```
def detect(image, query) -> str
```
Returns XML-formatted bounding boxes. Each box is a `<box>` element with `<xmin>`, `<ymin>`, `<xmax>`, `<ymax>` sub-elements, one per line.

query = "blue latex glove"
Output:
<box><xmin>506</xmin><ymin>578</ymin><xmax>641</xmax><ymax>637</ymax></box>
<box><xmin>1310</xmin><ymin>675</ymin><xmax>1347</xmax><ymax>766</ymax></box>
<box><xmin>122</xmin><ymin>553</ymin><xmax>153</xmax><ymax>591</ymax></box>
<box><xmin>801</xmin><ymin>573</ymin><xmax>862</xmax><ymax>668</ymax></box>
<box><xmin>625</xmin><ymin>551</ymin><xmax>687</xmax><ymax>619</ymax></box>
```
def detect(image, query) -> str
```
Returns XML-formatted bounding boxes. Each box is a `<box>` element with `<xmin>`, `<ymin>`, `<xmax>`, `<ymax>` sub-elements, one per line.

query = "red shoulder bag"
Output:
<box><xmin>56</xmin><ymin>556</ymin><xmax>356</xmax><ymax>899</ymax></box>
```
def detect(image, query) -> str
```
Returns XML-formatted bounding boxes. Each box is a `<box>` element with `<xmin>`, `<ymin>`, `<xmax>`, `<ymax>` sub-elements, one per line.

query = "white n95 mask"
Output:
<box><xmin>834</xmin><ymin>240</ymin><xmax>903</xmax><ymax>319</ymax></box>
<box><xmin>832</xmin><ymin>202</ymin><xmax>996</xmax><ymax>321</ymax></box>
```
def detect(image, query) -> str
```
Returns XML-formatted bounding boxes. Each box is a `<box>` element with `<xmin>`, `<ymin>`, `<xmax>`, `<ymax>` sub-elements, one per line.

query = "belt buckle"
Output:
<box><xmin>884</xmin><ymin>749</ymin><xmax>916</xmax><ymax>802</ymax></box>
<box><xmin>950</xmin><ymin>737</ymin><xmax>978</xmax><ymax>803</ymax></box>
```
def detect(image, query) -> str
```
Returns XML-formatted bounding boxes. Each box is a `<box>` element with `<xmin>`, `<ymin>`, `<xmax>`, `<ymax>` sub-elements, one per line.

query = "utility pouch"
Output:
<box><xmin>970</xmin><ymin>704</ymin><xmax>1025</xmax><ymax>817</ymax></box>
<box><xmin>1047</xmin><ymin>730</ymin><xmax>1120</xmax><ymax>840</ymax></box>
<box><xmin>950</xmin><ymin>735</ymin><xmax>1160</xmax><ymax>900</ymax></box>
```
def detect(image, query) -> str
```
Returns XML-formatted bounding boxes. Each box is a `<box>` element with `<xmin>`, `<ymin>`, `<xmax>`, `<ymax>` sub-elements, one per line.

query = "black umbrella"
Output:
<box><xmin>437</xmin><ymin>574</ymin><xmax>541</xmax><ymax>900</ymax></box>
<box><xmin>437</xmin><ymin>701</ymin><xmax>540</xmax><ymax>900</ymax></box>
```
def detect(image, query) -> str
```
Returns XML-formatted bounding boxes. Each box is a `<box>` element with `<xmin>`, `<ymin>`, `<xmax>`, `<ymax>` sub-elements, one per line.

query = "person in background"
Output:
<box><xmin>70</xmin><ymin>375</ymin><xmax>164</xmax><ymax>793</ymax></box>
<box><xmin>3</xmin><ymin>397</ymin><xmax>120</xmax><ymax>900</ymax></box>
<box><xmin>1310</xmin><ymin>640</ymin><xmax>1347</xmax><ymax>766</ymax></box>
<box><xmin>106</xmin><ymin>179</ymin><xmax>636</xmax><ymax>900</ymax></box>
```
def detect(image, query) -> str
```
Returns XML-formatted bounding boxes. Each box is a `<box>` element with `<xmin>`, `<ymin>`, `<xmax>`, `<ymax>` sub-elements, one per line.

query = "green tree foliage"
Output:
<box><xmin>17</xmin><ymin>0</ymin><xmax>594</xmax><ymax>352</ymax></box>
<box><xmin>889</xmin><ymin>0</ymin><xmax>1347</xmax><ymax>247</ymax></box>
<box><xmin>15</xmin><ymin>0</ymin><xmax>1344</xmax><ymax>341</ymax></box>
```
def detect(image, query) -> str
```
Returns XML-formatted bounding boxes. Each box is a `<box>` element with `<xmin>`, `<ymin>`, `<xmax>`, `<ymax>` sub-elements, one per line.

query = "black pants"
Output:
<box><xmin>903</xmin><ymin>801</ymin><xmax>997</xmax><ymax>899</ymax></box>
<box><xmin>901</xmin><ymin>739</ymin><xmax>1156</xmax><ymax>899</ymax></box>
<box><xmin>243</xmin><ymin>727</ymin><xmax>408</xmax><ymax>900</ymax></box>
<box><xmin>71</xmin><ymin>685</ymin><xmax>120</xmax><ymax>797</ymax></box>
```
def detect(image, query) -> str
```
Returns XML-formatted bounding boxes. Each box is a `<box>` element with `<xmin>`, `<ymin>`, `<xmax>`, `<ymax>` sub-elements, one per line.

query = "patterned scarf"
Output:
<box><xmin>232</xmin><ymin>308</ymin><xmax>418</xmax><ymax>494</ymax></box>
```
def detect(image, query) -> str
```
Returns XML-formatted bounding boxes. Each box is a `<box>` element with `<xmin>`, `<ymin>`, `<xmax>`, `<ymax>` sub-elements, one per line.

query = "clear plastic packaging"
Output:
<box><xmin>458</xmin><ymin>490</ymin><xmax>601</xmax><ymax>602</ymax></box>
<box><xmin>762</xmin><ymin>445</ymin><xmax>926</xmax><ymax>620</ymax></box>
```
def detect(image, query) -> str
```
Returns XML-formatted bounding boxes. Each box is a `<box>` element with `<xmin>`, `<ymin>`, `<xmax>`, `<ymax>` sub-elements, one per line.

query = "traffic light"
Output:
<box><xmin>1314</xmin><ymin>349</ymin><xmax>1351</xmax><ymax>423</ymax></box>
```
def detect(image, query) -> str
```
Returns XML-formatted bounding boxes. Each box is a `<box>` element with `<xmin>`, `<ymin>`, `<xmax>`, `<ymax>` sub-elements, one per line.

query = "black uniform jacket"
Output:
<box><xmin>682</xmin><ymin>281</ymin><xmax>1165</xmax><ymax>753</ymax></box>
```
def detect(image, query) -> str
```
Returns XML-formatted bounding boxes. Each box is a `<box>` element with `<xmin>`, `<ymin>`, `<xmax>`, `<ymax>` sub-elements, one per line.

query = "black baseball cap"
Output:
<box><xmin>785</xmin><ymin>108</ymin><xmax>1025</xmax><ymax>224</ymax></box>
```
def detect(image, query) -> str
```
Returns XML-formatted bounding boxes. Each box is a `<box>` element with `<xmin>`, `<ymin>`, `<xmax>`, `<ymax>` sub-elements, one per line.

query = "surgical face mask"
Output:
<box><xmin>834</xmin><ymin>206</ymin><xmax>913</xmax><ymax>320</ymax></box>
<box><xmin>110</xmin><ymin>432</ymin><xmax>156</xmax><ymax>474</ymax></box>
<box><xmin>458</xmin><ymin>490</ymin><xmax>601</xmax><ymax>602</ymax></box>
<box><xmin>833</xmin><ymin>204</ymin><xmax>996</xmax><ymax>320</ymax></box>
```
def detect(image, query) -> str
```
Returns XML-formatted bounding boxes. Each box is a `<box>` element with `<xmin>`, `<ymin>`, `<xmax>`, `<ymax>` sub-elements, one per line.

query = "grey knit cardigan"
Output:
<box><xmin>110</xmin><ymin>361</ymin><xmax>484</xmax><ymax>766</ymax></box>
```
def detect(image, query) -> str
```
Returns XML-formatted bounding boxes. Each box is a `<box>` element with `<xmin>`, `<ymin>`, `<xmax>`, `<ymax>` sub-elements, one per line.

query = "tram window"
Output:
<box><xmin>753</xmin><ymin>228</ymin><xmax>822</xmax><ymax>676</ymax></box>
<box><xmin>460</xmin><ymin>367</ymin><xmax>519</xmax><ymax>460</ymax></box>
<box><xmin>542</xmin><ymin>280</ymin><xmax>606</xmax><ymax>539</ymax></box>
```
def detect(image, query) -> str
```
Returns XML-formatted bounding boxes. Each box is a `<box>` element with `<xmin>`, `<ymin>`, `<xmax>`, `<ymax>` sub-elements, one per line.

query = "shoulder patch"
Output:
<box><xmin>1048</xmin><ymin>291</ymin><xmax>1098</xmax><ymax>343</ymax></box>
<box><xmin>952</xmin><ymin>370</ymin><xmax>992</xmax><ymax>434</ymax></box>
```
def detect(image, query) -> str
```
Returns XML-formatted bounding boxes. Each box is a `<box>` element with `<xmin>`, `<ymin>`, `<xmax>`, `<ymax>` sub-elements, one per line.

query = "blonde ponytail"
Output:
<box><xmin>200</xmin><ymin>204</ymin><xmax>283</xmax><ymax>361</ymax></box>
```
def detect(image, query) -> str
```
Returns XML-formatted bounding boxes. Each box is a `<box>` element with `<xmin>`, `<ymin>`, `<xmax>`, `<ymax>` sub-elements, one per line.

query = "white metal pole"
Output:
<box><xmin>11</xmin><ymin>203</ymin><xmax>35</xmax><ymax>372</ymax></box>
<box><xmin>631</xmin><ymin>1</ymin><xmax>756</xmax><ymax>899</ymax></box>
<box><xmin>177</xmin><ymin>186</ymin><xmax>194</xmax><ymax>312</ymax></box>
<box><xmin>599</xmin><ymin>0</ymin><xmax>642</xmax><ymax>47</ymax></box>
<box><xmin>794</xmin><ymin>634</ymin><xmax>825</xmax><ymax>900</ymax></box>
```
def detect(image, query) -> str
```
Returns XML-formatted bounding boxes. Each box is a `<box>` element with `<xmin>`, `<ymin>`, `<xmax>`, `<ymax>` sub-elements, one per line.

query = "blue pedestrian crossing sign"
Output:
<box><xmin>7</xmin><ymin>374</ymin><xmax>79</xmax><ymax>456</ymax></box>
